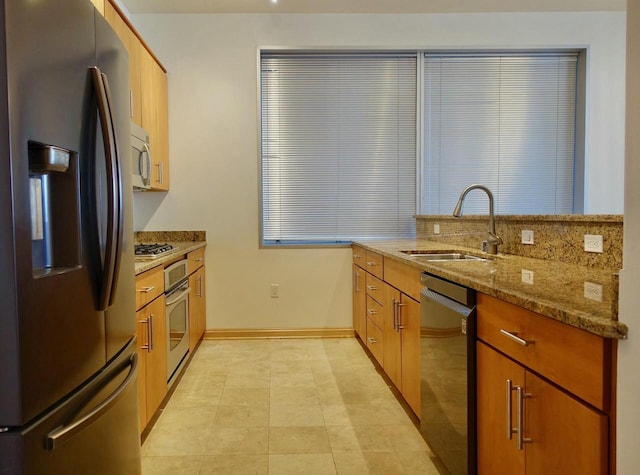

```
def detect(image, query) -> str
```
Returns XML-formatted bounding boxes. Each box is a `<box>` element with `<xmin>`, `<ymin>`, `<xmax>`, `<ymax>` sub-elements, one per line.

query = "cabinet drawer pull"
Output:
<box><xmin>137</xmin><ymin>286</ymin><xmax>155</xmax><ymax>293</ymax></box>
<box><xmin>195</xmin><ymin>257</ymin><xmax>204</xmax><ymax>262</ymax></box>
<box><xmin>516</xmin><ymin>386</ymin><xmax>532</xmax><ymax>450</ymax></box>
<box><xmin>366</xmin><ymin>261</ymin><xmax>377</xmax><ymax>266</ymax></box>
<box><xmin>139</xmin><ymin>318</ymin><xmax>150</xmax><ymax>350</ymax></box>
<box><xmin>367</xmin><ymin>337</ymin><xmax>377</xmax><ymax>344</ymax></box>
<box><xmin>353</xmin><ymin>254</ymin><xmax>362</xmax><ymax>259</ymax></box>
<box><xmin>366</xmin><ymin>285</ymin><xmax>377</xmax><ymax>291</ymax></box>
<box><xmin>367</xmin><ymin>309</ymin><xmax>377</xmax><ymax>316</ymax></box>
<box><xmin>500</xmin><ymin>329</ymin><xmax>534</xmax><ymax>346</ymax></box>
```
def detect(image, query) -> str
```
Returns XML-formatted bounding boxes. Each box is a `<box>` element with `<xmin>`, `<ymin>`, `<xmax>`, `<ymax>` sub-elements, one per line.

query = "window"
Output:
<box><xmin>260</xmin><ymin>53</ymin><xmax>417</xmax><ymax>245</ymax></box>
<box><xmin>422</xmin><ymin>53</ymin><xmax>579</xmax><ymax>214</ymax></box>
<box><xmin>259</xmin><ymin>51</ymin><xmax>581</xmax><ymax>246</ymax></box>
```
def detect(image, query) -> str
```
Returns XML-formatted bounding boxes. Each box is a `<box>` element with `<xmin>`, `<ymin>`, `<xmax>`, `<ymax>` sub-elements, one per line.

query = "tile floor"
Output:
<box><xmin>141</xmin><ymin>338</ymin><xmax>441</xmax><ymax>474</ymax></box>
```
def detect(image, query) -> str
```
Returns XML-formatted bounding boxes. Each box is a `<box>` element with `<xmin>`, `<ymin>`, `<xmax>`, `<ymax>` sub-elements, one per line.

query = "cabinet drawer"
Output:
<box><xmin>364</xmin><ymin>250</ymin><xmax>384</xmax><ymax>279</ymax></box>
<box><xmin>352</xmin><ymin>245</ymin><xmax>366</xmax><ymax>269</ymax></box>
<box><xmin>135</xmin><ymin>265</ymin><xmax>164</xmax><ymax>311</ymax></box>
<box><xmin>477</xmin><ymin>293</ymin><xmax>610</xmax><ymax>410</ymax></box>
<box><xmin>384</xmin><ymin>258</ymin><xmax>422</xmax><ymax>302</ymax></box>
<box><xmin>366</xmin><ymin>295</ymin><xmax>384</xmax><ymax>330</ymax></box>
<box><xmin>366</xmin><ymin>317</ymin><xmax>384</xmax><ymax>365</ymax></box>
<box><xmin>365</xmin><ymin>273</ymin><xmax>385</xmax><ymax>304</ymax></box>
<box><xmin>187</xmin><ymin>247</ymin><xmax>205</xmax><ymax>275</ymax></box>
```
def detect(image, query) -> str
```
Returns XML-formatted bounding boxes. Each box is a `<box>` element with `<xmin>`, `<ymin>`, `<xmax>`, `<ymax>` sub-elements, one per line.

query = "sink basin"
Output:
<box><xmin>400</xmin><ymin>250</ymin><xmax>489</xmax><ymax>262</ymax></box>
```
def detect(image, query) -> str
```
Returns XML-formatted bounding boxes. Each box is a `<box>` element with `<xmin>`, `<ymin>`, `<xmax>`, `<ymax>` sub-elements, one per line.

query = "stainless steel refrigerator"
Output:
<box><xmin>0</xmin><ymin>0</ymin><xmax>141</xmax><ymax>473</ymax></box>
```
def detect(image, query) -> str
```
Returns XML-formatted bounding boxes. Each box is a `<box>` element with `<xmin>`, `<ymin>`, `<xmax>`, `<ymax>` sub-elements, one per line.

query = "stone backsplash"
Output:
<box><xmin>135</xmin><ymin>230</ymin><xmax>206</xmax><ymax>243</ymax></box>
<box><xmin>415</xmin><ymin>215</ymin><xmax>623</xmax><ymax>270</ymax></box>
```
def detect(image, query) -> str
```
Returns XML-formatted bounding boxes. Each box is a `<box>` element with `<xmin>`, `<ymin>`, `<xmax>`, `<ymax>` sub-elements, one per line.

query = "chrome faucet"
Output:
<box><xmin>452</xmin><ymin>184</ymin><xmax>503</xmax><ymax>255</ymax></box>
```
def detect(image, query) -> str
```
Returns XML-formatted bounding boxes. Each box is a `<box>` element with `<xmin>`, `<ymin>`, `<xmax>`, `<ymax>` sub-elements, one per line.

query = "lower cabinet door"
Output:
<box><xmin>189</xmin><ymin>266</ymin><xmax>206</xmax><ymax>351</ymax></box>
<box><xmin>477</xmin><ymin>342</ymin><xmax>525</xmax><ymax>474</ymax></box>
<box><xmin>144</xmin><ymin>295</ymin><xmax>167</xmax><ymax>426</ymax></box>
<box><xmin>525</xmin><ymin>372</ymin><xmax>608</xmax><ymax>475</ymax></box>
<box><xmin>400</xmin><ymin>294</ymin><xmax>420</xmax><ymax>417</ymax></box>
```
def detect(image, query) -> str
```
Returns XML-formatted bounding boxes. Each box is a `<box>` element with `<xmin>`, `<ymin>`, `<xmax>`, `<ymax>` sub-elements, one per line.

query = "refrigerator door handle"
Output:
<box><xmin>45</xmin><ymin>353</ymin><xmax>138</xmax><ymax>451</ymax></box>
<box><xmin>90</xmin><ymin>67</ymin><xmax>123</xmax><ymax>311</ymax></box>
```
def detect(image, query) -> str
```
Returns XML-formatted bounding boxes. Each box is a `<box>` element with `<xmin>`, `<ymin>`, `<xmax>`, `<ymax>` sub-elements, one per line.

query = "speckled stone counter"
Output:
<box><xmin>134</xmin><ymin>241</ymin><xmax>206</xmax><ymax>275</ymax></box>
<box><xmin>354</xmin><ymin>239</ymin><xmax>628</xmax><ymax>339</ymax></box>
<box><xmin>134</xmin><ymin>230</ymin><xmax>206</xmax><ymax>275</ymax></box>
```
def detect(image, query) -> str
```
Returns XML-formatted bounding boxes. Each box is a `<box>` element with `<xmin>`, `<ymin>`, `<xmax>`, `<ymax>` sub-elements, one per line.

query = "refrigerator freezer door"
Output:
<box><xmin>0</xmin><ymin>338</ymin><xmax>141</xmax><ymax>475</ymax></box>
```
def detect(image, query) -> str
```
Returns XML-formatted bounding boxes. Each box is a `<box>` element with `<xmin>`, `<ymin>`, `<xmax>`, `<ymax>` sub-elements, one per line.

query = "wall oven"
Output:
<box><xmin>164</xmin><ymin>259</ymin><xmax>190</xmax><ymax>384</ymax></box>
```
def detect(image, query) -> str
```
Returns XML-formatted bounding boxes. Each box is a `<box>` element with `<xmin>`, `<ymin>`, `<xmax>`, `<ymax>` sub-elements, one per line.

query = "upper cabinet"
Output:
<box><xmin>103</xmin><ymin>0</ymin><xmax>170</xmax><ymax>191</ymax></box>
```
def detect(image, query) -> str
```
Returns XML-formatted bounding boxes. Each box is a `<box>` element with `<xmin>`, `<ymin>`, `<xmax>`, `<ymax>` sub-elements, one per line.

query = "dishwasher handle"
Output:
<box><xmin>422</xmin><ymin>287</ymin><xmax>475</xmax><ymax>317</ymax></box>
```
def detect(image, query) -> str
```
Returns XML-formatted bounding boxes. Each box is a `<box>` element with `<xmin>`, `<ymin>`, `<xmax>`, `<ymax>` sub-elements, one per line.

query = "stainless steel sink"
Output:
<box><xmin>400</xmin><ymin>250</ymin><xmax>489</xmax><ymax>262</ymax></box>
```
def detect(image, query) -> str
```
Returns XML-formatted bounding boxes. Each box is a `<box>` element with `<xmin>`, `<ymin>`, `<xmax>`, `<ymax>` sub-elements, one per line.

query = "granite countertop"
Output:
<box><xmin>354</xmin><ymin>239</ymin><xmax>628</xmax><ymax>339</ymax></box>
<box><xmin>134</xmin><ymin>241</ymin><xmax>206</xmax><ymax>275</ymax></box>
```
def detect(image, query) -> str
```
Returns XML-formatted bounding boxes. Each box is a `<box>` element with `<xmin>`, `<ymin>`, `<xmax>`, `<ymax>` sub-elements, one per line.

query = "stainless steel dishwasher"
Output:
<box><xmin>420</xmin><ymin>272</ymin><xmax>476</xmax><ymax>475</ymax></box>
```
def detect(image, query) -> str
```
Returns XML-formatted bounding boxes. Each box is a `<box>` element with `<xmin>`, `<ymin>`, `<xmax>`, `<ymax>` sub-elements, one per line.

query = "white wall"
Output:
<box><xmin>617</xmin><ymin>0</ymin><xmax>640</xmax><ymax>471</ymax></box>
<box><xmin>130</xmin><ymin>12</ymin><xmax>626</xmax><ymax>331</ymax></box>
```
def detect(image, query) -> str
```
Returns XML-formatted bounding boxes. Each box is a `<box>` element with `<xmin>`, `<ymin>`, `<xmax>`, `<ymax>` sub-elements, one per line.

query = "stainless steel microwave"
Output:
<box><xmin>131</xmin><ymin>122</ymin><xmax>151</xmax><ymax>190</ymax></box>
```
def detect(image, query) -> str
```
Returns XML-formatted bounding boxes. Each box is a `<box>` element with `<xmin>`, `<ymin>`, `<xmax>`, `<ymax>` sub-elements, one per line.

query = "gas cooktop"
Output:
<box><xmin>134</xmin><ymin>243</ymin><xmax>178</xmax><ymax>259</ymax></box>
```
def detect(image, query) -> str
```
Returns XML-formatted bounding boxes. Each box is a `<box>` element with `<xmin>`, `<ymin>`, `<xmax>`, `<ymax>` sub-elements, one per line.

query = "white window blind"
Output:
<box><xmin>260</xmin><ymin>53</ymin><xmax>417</xmax><ymax>245</ymax></box>
<box><xmin>423</xmin><ymin>53</ymin><xmax>578</xmax><ymax>215</ymax></box>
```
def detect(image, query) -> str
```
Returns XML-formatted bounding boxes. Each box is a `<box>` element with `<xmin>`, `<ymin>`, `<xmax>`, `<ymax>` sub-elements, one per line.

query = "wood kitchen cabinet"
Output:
<box><xmin>187</xmin><ymin>248</ymin><xmax>206</xmax><ymax>352</ymax></box>
<box><xmin>104</xmin><ymin>0</ymin><xmax>170</xmax><ymax>191</ymax></box>
<box><xmin>135</xmin><ymin>266</ymin><xmax>167</xmax><ymax>432</ymax></box>
<box><xmin>382</xmin><ymin>277</ymin><xmax>420</xmax><ymax>417</ymax></box>
<box><xmin>476</xmin><ymin>294</ymin><xmax>610</xmax><ymax>474</ymax></box>
<box><xmin>352</xmin><ymin>264</ymin><xmax>366</xmax><ymax>339</ymax></box>
<box><xmin>141</xmin><ymin>51</ymin><xmax>170</xmax><ymax>191</ymax></box>
<box><xmin>352</xmin><ymin>246</ymin><xmax>421</xmax><ymax>417</ymax></box>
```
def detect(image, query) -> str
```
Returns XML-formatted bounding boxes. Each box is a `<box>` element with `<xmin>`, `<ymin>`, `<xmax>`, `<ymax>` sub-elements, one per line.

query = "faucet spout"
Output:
<box><xmin>452</xmin><ymin>184</ymin><xmax>503</xmax><ymax>255</ymax></box>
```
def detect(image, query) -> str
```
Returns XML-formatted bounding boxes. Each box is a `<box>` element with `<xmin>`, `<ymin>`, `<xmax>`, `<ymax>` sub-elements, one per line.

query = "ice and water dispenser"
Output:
<box><xmin>28</xmin><ymin>141</ymin><xmax>81</xmax><ymax>276</ymax></box>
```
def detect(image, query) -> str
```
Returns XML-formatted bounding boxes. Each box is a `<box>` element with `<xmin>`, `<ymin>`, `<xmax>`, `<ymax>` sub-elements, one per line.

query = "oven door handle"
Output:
<box><xmin>166</xmin><ymin>286</ymin><xmax>191</xmax><ymax>306</ymax></box>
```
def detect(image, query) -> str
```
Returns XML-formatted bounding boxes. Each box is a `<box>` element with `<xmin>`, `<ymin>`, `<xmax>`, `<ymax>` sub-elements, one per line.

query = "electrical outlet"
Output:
<box><xmin>584</xmin><ymin>234</ymin><xmax>603</xmax><ymax>253</ymax></box>
<box><xmin>270</xmin><ymin>283</ymin><xmax>279</xmax><ymax>298</ymax></box>
<box><xmin>584</xmin><ymin>281</ymin><xmax>603</xmax><ymax>302</ymax></box>
<box><xmin>521</xmin><ymin>230</ymin><xmax>534</xmax><ymax>245</ymax></box>
<box><xmin>521</xmin><ymin>269</ymin><xmax>534</xmax><ymax>285</ymax></box>
<box><xmin>433</xmin><ymin>224</ymin><xmax>440</xmax><ymax>234</ymax></box>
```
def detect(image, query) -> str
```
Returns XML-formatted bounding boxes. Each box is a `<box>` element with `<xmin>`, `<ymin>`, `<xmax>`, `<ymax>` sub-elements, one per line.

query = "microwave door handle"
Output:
<box><xmin>142</xmin><ymin>143</ymin><xmax>151</xmax><ymax>186</ymax></box>
<box><xmin>90</xmin><ymin>67</ymin><xmax>123</xmax><ymax>311</ymax></box>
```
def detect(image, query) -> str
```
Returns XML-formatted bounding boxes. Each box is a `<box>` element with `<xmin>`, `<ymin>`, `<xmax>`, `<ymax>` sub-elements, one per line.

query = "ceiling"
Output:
<box><xmin>121</xmin><ymin>0</ymin><xmax>625</xmax><ymax>15</ymax></box>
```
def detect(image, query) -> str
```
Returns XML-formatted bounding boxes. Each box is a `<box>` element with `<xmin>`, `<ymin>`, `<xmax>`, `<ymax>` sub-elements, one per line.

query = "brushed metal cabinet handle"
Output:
<box><xmin>148</xmin><ymin>315</ymin><xmax>154</xmax><ymax>351</ymax></box>
<box><xmin>139</xmin><ymin>318</ymin><xmax>150</xmax><ymax>350</ymax></box>
<box><xmin>366</xmin><ymin>261</ymin><xmax>377</xmax><ymax>267</ymax></box>
<box><xmin>516</xmin><ymin>386</ymin><xmax>533</xmax><ymax>450</ymax></box>
<box><xmin>366</xmin><ymin>285</ymin><xmax>377</xmax><ymax>291</ymax></box>
<box><xmin>367</xmin><ymin>337</ymin><xmax>377</xmax><ymax>344</ymax></box>
<box><xmin>397</xmin><ymin>301</ymin><xmax>405</xmax><ymax>330</ymax></box>
<box><xmin>137</xmin><ymin>286</ymin><xmax>155</xmax><ymax>293</ymax></box>
<box><xmin>500</xmin><ymin>329</ymin><xmax>534</xmax><ymax>346</ymax></box>
<box><xmin>506</xmin><ymin>379</ymin><xmax>515</xmax><ymax>440</ymax></box>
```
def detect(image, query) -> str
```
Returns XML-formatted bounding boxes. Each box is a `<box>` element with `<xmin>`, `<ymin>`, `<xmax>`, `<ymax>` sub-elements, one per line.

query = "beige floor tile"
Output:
<box><xmin>269</xmin><ymin>426</ymin><xmax>332</xmax><ymax>454</ymax></box>
<box><xmin>165</xmin><ymin>376</ymin><xmax>225</xmax><ymax>408</ymax></box>
<box><xmin>268</xmin><ymin>454</ymin><xmax>337</xmax><ymax>475</ymax></box>
<box><xmin>326</xmin><ymin>425</ymin><xmax>395</xmax><ymax>453</ymax></box>
<box><xmin>271</xmin><ymin>359</ymin><xmax>313</xmax><ymax>374</ymax></box>
<box><xmin>142</xmin><ymin>407</ymin><xmax>217</xmax><ymax>456</ymax></box>
<box><xmin>270</xmin><ymin>385</ymin><xmax>321</xmax><ymax>406</ymax></box>
<box><xmin>395</xmin><ymin>451</ymin><xmax>442</xmax><ymax>474</ymax></box>
<box><xmin>219</xmin><ymin>386</ymin><xmax>270</xmax><ymax>406</ymax></box>
<box><xmin>141</xmin><ymin>455</ymin><xmax>202</xmax><ymax>475</ymax></box>
<box><xmin>213</xmin><ymin>405</ymin><xmax>270</xmax><ymax>427</ymax></box>
<box><xmin>383</xmin><ymin>424</ymin><xmax>431</xmax><ymax>451</ymax></box>
<box><xmin>271</xmin><ymin>371</ymin><xmax>317</xmax><ymax>388</ymax></box>
<box><xmin>204</xmin><ymin>426</ymin><xmax>269</xmax><ymax>454</ymax></box>
<box><xmin>270</xmin><ymin>404</ymin><xmax>325</xmax><ymax>427</ymax></box>
<box><xmin>333</xmin><ymin>451</ymin><xmax>405</xmax><ymax>475</ymax></box>
<box><xmin>199</xmin><ymin>454</ymin><xmax>269</xmax><ymax>474</ymax></box>
<box><xmin>224</xmin><ymin>372</ymin><xmax>271</xmax><ymax>389</ymax></box>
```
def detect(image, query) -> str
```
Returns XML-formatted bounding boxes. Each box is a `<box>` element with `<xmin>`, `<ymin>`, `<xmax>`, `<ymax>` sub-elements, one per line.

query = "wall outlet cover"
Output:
<box><xmin>433</xmin><ymin>224</ymin><xmax>440</xmax><ymax>234</ymax></box>
<box><xmin>521</xmin><ymin>230</ymin><xmax>534</xmax><ymax>245</ymax></box>
<box><xmin>584</xmin><ymin>281</ymin><xmax>603</xmax><ymax>302</ymax></box>
<box><xmin>521</xmin><ymin>269</ymin><xmax>534</xmax><ymax>284</ymax></box>
<box><xmin>584</xmin><ymin>234</ymin><xmax>603</xmax><ymax>253</ymax></box>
